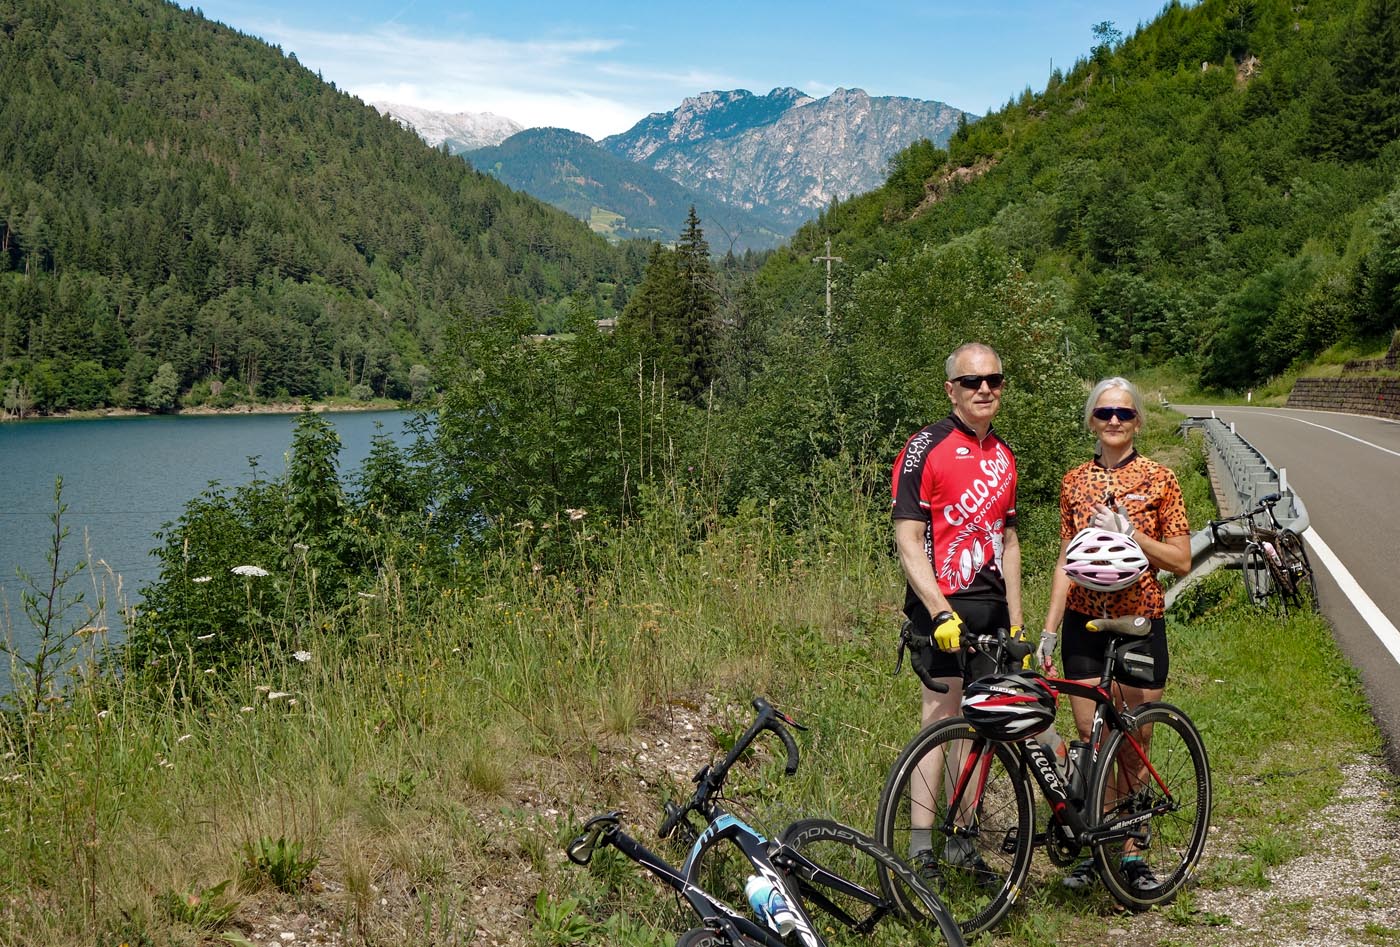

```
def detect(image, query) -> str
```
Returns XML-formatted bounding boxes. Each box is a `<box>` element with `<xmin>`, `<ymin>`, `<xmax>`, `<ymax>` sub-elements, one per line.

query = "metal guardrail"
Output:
<box><xmin>1164</xmin><ymin>414</ymin><xmax>1310</xmax><ymax>610</ymax></box>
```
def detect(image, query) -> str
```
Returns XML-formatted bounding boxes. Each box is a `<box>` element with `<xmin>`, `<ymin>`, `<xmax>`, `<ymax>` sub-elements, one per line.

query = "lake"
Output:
<box><xmin>0</xmin><ymin>409</ymin><xmax>418</xmax><ymax>662</ymax></box>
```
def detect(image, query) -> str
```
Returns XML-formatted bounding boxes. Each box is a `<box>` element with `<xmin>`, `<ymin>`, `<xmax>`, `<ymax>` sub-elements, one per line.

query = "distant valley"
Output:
<box><xmin>377</xmin><ymin>88</ymin><xmax>968</xmax><ymax>250</ymax></box>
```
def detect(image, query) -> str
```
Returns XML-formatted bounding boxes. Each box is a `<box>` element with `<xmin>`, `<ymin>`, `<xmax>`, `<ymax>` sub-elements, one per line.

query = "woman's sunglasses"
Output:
<box><xmin>951</xmin><ymin>373</ymin><xmax>1005</xmax><ymax>391</ymax></box>
<box><xmin>1092</xmin><ymin>406</ymin><xmax>1139</xmax><ymax>422</ymax></box>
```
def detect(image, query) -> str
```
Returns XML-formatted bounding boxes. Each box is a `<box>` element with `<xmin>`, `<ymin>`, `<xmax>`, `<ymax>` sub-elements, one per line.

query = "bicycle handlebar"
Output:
<box><xmin>1208</xmin><ymin>492</ymin><xmax>1285</xmax><ymax>533</ymax></box>
<box><xmin>657</xmin><ymin>697</ymin><xmax>806</xmax><ymax>840</ymax></box>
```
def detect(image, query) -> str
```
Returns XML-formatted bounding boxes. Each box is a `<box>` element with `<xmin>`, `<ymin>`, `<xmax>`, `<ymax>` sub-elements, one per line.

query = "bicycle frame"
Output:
<box><xmin>570</xmin><ymin>812</ymin><xmax>791</xmax><ymax>947</ymax></box>
<box><xmin>939</xmin><ymin>682</ymin><xmax>1171</xmax><ymax>853</ymax></box>
<box><xmin>937</xmin><ymin>630</ymin><xmax>1178</xmax><ymax>851</ymax></box>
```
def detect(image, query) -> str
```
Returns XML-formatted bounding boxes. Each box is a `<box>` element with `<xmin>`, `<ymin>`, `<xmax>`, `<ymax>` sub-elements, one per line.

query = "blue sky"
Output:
<box><xmin>190</xmin><ymin>1</ymin><xmax>1182</xmax><ymax>138</ymax></box>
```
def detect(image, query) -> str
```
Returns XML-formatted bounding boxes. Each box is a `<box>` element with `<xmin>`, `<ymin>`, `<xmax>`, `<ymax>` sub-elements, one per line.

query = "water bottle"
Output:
<box><xmin>1037</xmin><ymin>726</ymin><xmax>1069</xmax><ymax>782</ymax></box>
<box><xmin>1263</xmin><ymin>541</ymin><xmax>1282</xmax><ymax>567</ymax></box>
<box><xmin>1067</xmin><ymin>740</ymin><xmax>1091</xmax><ymax>802</ymax></box>
<box><xmin>745</xmin><ymin>874</ymin><xmax>797</xmax><ymax>936</ymax></box>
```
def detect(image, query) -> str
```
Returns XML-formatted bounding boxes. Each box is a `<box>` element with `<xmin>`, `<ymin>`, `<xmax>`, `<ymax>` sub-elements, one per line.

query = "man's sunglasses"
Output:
<box><xmin>1092</xmin><ymin>406</ymin><xmax>1139</xmax><ymax>422</ymax></box>
<box><xmin>951</xmin><ymin>373</ymin><xmax>1005</xmax><ymax>391</ymax></box>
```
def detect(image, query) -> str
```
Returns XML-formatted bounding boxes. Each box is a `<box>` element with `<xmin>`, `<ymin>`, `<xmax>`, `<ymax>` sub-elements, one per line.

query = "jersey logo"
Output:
<box><xmin>954</xmin><ymin>446</ymin><xmax>972</xmax><ymax>458</ymax></box>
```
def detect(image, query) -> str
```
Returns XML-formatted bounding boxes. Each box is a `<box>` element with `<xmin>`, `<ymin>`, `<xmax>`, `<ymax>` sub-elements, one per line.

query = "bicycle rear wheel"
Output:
<box><xmin>1276</xmin><ymin>529</ymin><xmax>1319</xmax><ymax>612</ymax></box>
<box><xmin>1086</xmin><ymin>703</ymin><xmax>1212</xmax><ymax>911</ymax></box>
<box><xmin>873</xmin><ymin>720</ymin><xmax>1032</xmax><ymax>936</ymax></box>
<box><xmin>778</xmin><ymin>819</ymin><xmax>964</xmax><ymax>946</ymax></box>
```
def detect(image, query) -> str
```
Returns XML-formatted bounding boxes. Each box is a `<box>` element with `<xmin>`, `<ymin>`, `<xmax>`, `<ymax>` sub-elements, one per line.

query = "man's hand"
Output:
<box><xmin>1089</xmin><ymin>504</ymin><xmax>1134</xmax><ymax>537</ymax></box>
<box><xmin>932</xmin><ymin>611</ymin><xmax>965</xmax><ymax>651</ymax></box>
<box><xmin>1011</xmin><ymin>624</ymin><xmax>1032</xmax><ymax>670</ymax></box>
<box><xmin>1036</xmin><ymin>631</ymin><xmax>1058</xmax><ymax>673</ymax></box>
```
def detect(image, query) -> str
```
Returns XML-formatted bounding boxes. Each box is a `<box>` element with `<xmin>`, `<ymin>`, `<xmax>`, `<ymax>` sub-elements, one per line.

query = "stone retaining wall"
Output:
<box><xmin>1286</xmin><ymin>376</ymin><xmax>1400</xmax><ymax>419</ymax></box>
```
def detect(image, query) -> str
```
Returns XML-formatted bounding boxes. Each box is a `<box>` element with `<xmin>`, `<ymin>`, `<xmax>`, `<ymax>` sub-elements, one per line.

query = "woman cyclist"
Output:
<box><xmin>1037</xmin><ymin>376</ymin><xmax>1191</xmax><ymax>893</ymax></box>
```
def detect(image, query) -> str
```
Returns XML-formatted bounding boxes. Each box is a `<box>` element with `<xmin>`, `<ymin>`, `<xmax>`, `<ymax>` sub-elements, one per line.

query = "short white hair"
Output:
<box><xmin>1084</xmin><ymin>377</ymin><xmax>1144</xmax><ymax>428</ymax></box>
<box><xmin>945</xmin><ymin>342</ymin><xmax>1001</xmax><ymax>379</ymax></box>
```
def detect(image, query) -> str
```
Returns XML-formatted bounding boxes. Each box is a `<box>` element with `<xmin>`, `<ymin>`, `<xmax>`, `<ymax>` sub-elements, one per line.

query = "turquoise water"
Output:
<box><xmin>0</xmin><ymin>410</ymin><xmax>417</xmax><ymax>659</ymax></box>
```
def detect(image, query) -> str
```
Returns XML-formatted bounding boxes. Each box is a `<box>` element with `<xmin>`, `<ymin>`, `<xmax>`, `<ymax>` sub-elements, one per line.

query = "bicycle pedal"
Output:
<box><xmin>1001</xmin><ymin>828</ymin><xmax>1022</xmax><ymax>855</ymax></box>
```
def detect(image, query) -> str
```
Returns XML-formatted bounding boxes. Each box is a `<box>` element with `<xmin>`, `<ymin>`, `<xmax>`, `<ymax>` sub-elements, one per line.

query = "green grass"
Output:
<box><xmin>0</xmin><ymin>415</ymin><xmax>1383</xmax><ymax>945</ymax></box>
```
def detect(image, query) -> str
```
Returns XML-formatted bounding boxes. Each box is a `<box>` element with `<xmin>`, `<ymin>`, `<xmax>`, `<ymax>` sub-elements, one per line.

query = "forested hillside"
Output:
<box><xmin>764</xmin><ymin>0</ymin><xmax>1400</xmax><ymax>392</ymax></box>
<box><xmin>464</xmin><ymin>128</ymin><xmax>787</xmax><ymax>251</ymax></box>
<box><xmin>0</xmin><ymin>0</ymin><xmax>643</xmax><ymax>413</ymax></box>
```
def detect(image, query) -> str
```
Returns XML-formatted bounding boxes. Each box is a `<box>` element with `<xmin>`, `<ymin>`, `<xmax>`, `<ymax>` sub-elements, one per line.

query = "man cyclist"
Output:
<box><xmin>891</xmin><ymin>341</ymin><xmax>1024</xmax><ymax>877</ymax></box>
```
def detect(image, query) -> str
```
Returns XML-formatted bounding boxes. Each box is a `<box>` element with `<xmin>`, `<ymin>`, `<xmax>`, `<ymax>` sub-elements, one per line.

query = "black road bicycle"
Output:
<box><xmin>875</xmin><ymin>621</ymin><xmax>1212</xmax><ymax>935</ymax></box>
<box><xmin>1208</xmin><ymin>492</ymin><xmax>1318</xmax><ymax>614</ymax></box>
<box><xmin>567</xmin><ymin>697</ymin><xmax>964</xmax><ymax>947</ymax></box>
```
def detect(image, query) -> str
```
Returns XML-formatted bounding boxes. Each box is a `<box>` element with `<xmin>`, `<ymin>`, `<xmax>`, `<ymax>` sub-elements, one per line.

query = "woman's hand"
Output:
<box><xmin>1089</xmin><ymin>503</ymin><xmax>1134</xmax><ymax>537</ymax></box>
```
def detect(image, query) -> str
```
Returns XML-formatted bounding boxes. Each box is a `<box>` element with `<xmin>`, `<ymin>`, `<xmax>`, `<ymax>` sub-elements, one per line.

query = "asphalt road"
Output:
<box><xmin>1175</xmin><ymin>404</ymin><xmax>1400</xmax><ymax>771</ymax></box>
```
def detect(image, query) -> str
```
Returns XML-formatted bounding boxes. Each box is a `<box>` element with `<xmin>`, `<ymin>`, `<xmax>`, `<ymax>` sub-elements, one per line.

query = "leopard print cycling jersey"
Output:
<box><xmin>1060</xmin><ymin>451</ymin><xmax>1189</xmax><ymax>618</ymax></box>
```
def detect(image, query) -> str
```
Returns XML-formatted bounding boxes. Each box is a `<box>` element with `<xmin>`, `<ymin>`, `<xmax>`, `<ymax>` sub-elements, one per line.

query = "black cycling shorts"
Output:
<box><xmin>1060</xmin><ymin>609</ymin><xmax>1168</xmax><ymax>689</ymax></box>
<box><xmin>913</xmin><ymin>596</ymin><xmax>1009</xmax><ymax>683</ymax></box>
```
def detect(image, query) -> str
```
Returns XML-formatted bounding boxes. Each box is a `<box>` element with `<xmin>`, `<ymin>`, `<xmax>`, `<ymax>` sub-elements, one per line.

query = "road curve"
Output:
<box><xmin>1174</xmin><ymin>404</ymin><xmax>1400</xmax><ymax>770</ymax></box>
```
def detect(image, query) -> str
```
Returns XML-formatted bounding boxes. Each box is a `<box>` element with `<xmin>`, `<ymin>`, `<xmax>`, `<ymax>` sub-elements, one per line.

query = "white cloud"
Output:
<box><xmin>246</xmin><ymin>21</ymin><xmax>723</xmax><ymax>138</ymax></box>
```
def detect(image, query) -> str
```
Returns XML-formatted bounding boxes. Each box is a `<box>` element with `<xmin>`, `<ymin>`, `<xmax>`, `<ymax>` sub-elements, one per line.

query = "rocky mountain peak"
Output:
<box><xmin>372</xmin><ymin>102</ymin><xmax>522</xmax><ymax>153</ymax></box>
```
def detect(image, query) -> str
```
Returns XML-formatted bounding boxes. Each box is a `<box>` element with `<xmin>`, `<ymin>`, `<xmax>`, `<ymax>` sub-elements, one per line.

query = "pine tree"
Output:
<box><xmin>674</xmin><ymin>207</ymin><xmax>720</xmax><ymax>403</ymax></box>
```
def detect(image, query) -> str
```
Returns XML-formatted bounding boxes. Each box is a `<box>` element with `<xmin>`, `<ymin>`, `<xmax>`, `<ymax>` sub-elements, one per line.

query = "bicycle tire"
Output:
<box><xmin>1276</xmin><ymin>529</ymin><xmax>1319</xmax><ymax>613</ymax></box>
<box><xmin>1086</xmin><ymin>702</ymin><xmax>1212</xmax><ymax>911</ymax></box>
<box><xmin>674</xmin><ymin>927</ymin><xmax>765</xmax><ymax>947</ymax></box>
<box><xmin>1241</xmin><ymin>545</ymin><xmax>1280</xmax><ymax>612</ymax></box>
<box><xmin>873</xmin><ymin>719</ymin><xmax>1033</xmax><ymax>936</ymax></box>
<box><xmin>778</xmin><ymin>818</ymin><xmax>965</xmax><ymax>947</ymax></box>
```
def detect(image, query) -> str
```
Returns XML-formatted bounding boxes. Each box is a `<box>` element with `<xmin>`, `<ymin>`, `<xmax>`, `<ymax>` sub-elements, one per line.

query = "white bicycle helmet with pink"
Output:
<box><xmin>1063</xmin><ymin>528</ymin><xmax>1149</xmax><ymax>592</ymax></box>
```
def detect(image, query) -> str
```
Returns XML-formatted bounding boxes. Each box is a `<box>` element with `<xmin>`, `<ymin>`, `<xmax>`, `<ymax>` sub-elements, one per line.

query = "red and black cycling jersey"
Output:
<box><xmin>891</xmin><ymin>414</ymin><xmax>1018</xmax><ymax>616</ymax></box>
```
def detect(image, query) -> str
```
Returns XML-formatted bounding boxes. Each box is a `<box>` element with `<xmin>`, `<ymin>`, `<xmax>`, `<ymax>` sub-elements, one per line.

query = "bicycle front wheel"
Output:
<box><xmin>1086</xmin><ymin>703</ymin><xmax>1212</xmax><ymax>911</ymax></box>
<box><xmin>1277</xmin><ymin>529</ymin><xmax>1319</xmax><ymax>612</ymax></box>
<box><xmin>873</xmin><ymin>720</ymin><xmax>1033</xmax><ymax>936</ymax></box>
<box><xmin>778</xmin><ymin>819</ymin><xmax>964</xmax><ymax>947</ymax></box>
<box><xmin>1241</xmin><ymin>545</ymin><xmax>1280</xmax><ymax>612</ymax></box>
<box><xmin>675</xmin><ymin>928</ymin><xmax>765</xmax><ymax>947</ymax></box>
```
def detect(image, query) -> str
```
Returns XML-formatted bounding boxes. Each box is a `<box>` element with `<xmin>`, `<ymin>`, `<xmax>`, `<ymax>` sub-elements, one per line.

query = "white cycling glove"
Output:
<box><xmin>1089</xmin><ymin>507</ymin><xmax>1135</xmax><ymax>537</ymax></box>
<box><xmin>1036</xmin><ymin>632</ymin><xmax>1058</xmax><ymax>671</ymax></box>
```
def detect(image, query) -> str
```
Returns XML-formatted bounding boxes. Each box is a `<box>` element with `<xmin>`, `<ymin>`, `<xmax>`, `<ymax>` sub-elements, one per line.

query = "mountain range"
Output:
<box><xmin>378</xmin><ymin>88</ymin><xmax>968</xmax><ymax>249</ymax></box>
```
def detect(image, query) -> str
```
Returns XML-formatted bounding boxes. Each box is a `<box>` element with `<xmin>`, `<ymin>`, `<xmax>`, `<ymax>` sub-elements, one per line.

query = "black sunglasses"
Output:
<box><xmin>951</xmin><ymin>373</ymin><xmax>1005</xmax><ymax>391</ymax></box>
<box><xmin>1092</xmin><ymin>406</ymin><xmax>1139</xmax><ymax>422</ymax></box>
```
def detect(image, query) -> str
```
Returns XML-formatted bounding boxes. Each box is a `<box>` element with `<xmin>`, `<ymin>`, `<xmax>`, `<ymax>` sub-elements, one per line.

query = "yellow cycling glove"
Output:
<box><xmin>932</xmin><ymin>610</ymin><xmax>965</xmax><ymax>651</ymax></box>
<box><xmin>1010</xmin><ymin>624</ymin><xmax>1032</xmax><ymax>669</ymax></box>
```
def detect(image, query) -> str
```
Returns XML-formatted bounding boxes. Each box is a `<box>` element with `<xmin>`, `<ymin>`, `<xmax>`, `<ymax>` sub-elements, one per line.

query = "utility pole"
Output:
<box><xmin>812</xmin><ymin>238</ymin><xmax>843</xmax><ymax>334</ymax></box>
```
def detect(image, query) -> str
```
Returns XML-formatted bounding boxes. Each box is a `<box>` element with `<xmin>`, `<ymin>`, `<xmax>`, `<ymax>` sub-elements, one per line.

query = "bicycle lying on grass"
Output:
<box><xmin>1207</xmin><ymin>491</ymin><xmax>1318</xmax><ymax>614</ymax></box>
<box><xmin>876</xmin><ymin>620</ymin><xmax>1212</xmax><ymax>936</ymax></box>
<box><xmin>567</xmin><ymin>697</ymin><xmax>964</xmax><ymax>947</ymax></box>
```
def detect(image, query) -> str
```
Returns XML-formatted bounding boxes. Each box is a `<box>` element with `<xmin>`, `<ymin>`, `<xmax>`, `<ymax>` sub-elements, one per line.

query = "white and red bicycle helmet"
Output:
<box><xmin>1063</xmin><ymin>528</ymin><xmax>1149</xmax><ymax>593</ymax></box>
<box><xmin>961</xmin><ymin>673</ymin><xmax>1057</xmax><ymax>741</ymax></box>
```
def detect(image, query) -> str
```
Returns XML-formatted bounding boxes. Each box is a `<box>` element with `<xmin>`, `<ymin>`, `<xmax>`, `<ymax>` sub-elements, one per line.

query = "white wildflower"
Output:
<box><xmin>240</xmin><ymin>706</ymin><xmax>254</xmax><ymax>713</ymax></box>
<box><xmin>267</xmin><ymin>691</ymin><xmax>292</xmax><ymax>701</ymax></box>
<box><xmin>96</xmin><ymin>710</ymin><xmax>110</xmax><ymax>720</ymax></box>
<box><xmin>293</xmin><ymin>543</ymin><xmax>309</xmax><ymax>553</ymax></box>
<box><xmin>231</xmin><ymin>565</ymin><xmax>269</xmax><ymax>577</ymax></box>
<box><xmin>287</xmin><ymin>698</ymin><xmax>299</xmax><ymax>707</ymax></box>
<box><xmin>176</xmin><ymin>734</ymin><xmax>192</xmax><ymax>744</ymax></box>
<box><xmin>203</xmin><ymin>668</ymin><xmax>215</xmax><ymax>675</ymax></box>
<box><xmin>357</xmin><ymin>591</ymin><xmax>376</xmax><ymax>599</ymax></box>
<box><xmin>192</xmin><ymin>575</ymin><xmax>213</xmax><ymax>584</ymax></box>
<box><xmin>292</xmin><ymin>650</ymin><xmax>311</xmax><ymax>663</ymax></box>
<box><xmin>567</xmin><ymin>508</ymin><xmax>587</xmax><ymax>521</ymax></box>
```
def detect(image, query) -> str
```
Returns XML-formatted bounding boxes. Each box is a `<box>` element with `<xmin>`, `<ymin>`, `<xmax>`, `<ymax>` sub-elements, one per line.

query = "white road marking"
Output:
<box><xmin>1304</xmin><ymin>528</ymin><xmax>1400</xmax><ymax>668</ymax></box>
